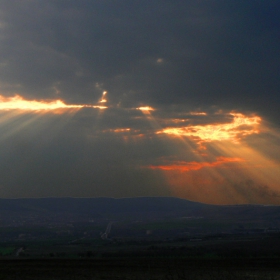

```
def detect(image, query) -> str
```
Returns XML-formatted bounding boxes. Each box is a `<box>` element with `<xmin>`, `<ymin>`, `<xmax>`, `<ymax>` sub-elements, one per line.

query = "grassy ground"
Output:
<box><xmin>0</xmin><ymin>247</ymin><xmax>15</xmax><ymax>256</ymax></box>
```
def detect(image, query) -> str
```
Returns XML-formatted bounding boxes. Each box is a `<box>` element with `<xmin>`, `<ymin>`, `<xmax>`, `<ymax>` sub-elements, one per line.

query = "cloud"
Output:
<box><xmin>0</xmin><ymin>1</ymin><xmax>279</xmax><ymax>203</ymax></box>
<box><xmin>157</xmin><ymin>112</ymin><xmax>261</xmax><ymax>144</ymax></box>
<box><xmin>0</xmin><ymin>1</ymin><xmax>278</xmax><ymax>111</ymax></box>
<box><xmin>147</xmin><ymin>156</ymin><xmax>244</xmax><ymax>172</ymax></box>
<box><xmin>0</xmin><ymin>94</ymin><xmax>110</xmax><ymax>114</ymax></box>
<box><xmin>0</xmin><ymin>94</ymin><xmax>83</xmax><ymax>111</ymax></box>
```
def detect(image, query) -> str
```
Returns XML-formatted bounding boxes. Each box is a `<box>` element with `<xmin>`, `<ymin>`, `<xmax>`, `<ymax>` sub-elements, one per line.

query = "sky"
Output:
<box><xmin>0</xmin><ymin>0</ymin><xmax>280</xmax><ymax>204</ymax></box>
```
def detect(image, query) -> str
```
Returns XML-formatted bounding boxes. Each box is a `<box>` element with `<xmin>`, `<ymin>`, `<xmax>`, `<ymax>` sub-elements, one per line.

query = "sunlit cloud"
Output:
<box><xmin>0</xmin><ymin>95</ymin><xmax>107</xmax><ymax>112</ymax></box>
<box><xmin>147</xmin><ymin>156</ymin><xmax>244</xmax><ymax>172</ymax></box>
<box><xmin>137</xmin><ymin>106</ymin><xmax>155</xmax><ymax>112</ymax></box>
<box><xmin>99</xmin><ymin>127</ymin><xmax>150</xmax><ymax>142</ymax></box>
<box><xmin>99</xmin><ymin>91</ymin><xmax>108</xmax><ymax>103</ymax></box>
<box><xmin>92</xmin><ymin>105</ymin><xmax>108</xmax><ymax>110</ymax></box>
<box><xmin>0</xmin><ymin>94</ymin><xmax>81</xmax><ymax>111</ymax></box>
<box><xmin>103</xmin><ymin>128</ymin><xmax>131</xmax><ymax>133</ymax></box>
<box><xmin>133</xmin><ymin>108</ymin><xmax>280</xmax><ymax>204</ymax></box>
<box><xmin>189</xmin><ymin>111</ymin><xmax>207</xmax><ymax>116</ymax></box>
<box><xmin>157</xmin><ymin>112</ymin><xmax>261</xmax><ymax>143</ymax></box>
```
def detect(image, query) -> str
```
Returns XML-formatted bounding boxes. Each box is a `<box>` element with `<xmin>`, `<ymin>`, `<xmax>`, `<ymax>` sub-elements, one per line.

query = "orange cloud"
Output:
<box><xmin>157</xmin><ymin>113</ymin><xmax>261</xmax><ymax>143</ymax></box>
<box><xmin>137</xmin><ymin>106</ymin><xmax>155</xmax><ymax>112</ymax></box>
<box><xmin>99</xmin><ymin>91</ymin><xmax>108</xmax><ymax>103</ymax></box>
<box><xmin>102</xmin><ymin>128</ymin><xmax>131</xmax><ymax>133</ymax></box>
<box><xmin>147</xmin><ymin>156</ymin><xmax>244</xmax><ymax>172</ymax></box>
<box><xmin>91</xmin><ymin>105</ymin><xmax>108</xmax><ymax>110</ymax></box>
<box><xmin>189</xmin><ymin>111</ymin><xmax>207</xmax><ymax>116</ymax></box>
<box><xmin>0</xmin><ymin>95</ymin><xmax>107</xmax><ymax>112</ymax></box>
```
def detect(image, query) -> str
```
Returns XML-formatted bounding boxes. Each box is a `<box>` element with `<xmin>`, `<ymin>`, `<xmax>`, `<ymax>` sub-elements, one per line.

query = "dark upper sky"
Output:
<box><xmin>0</xmin><ymin>1</ymin><xmax>279</xmax><ymax>204</ymax></box>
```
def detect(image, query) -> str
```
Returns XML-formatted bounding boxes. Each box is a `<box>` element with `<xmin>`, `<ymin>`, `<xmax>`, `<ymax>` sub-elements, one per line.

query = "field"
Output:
<box><xmin>0</xmin><ymin>234</ymin><xmax>280</xmax><ymax>279</ymax></box>
<box><xmin>0</xmin><ymin>258</ymin><xmax>280</xmax><ymax>280</ymax></box>
<box><xmin>0</xmin><ymin>247</ymin><xmax>15</xmax><ymax>256</ymax></box>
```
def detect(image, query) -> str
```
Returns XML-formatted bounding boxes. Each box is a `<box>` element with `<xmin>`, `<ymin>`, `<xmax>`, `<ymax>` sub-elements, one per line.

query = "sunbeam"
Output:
<box><xmin>136</xmin><ymin>109</ymin><xmax>280</xmax><ymax>204</ymax></box>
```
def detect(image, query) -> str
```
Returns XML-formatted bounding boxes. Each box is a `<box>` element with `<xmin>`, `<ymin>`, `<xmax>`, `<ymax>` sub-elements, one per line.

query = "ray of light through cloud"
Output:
<box><xmin>0</xmin><ymin>93</ymin><xmax>280</xmax><ymax>204</ymax></box>
<box><xmin>139</xmin><ymin>109</ymin><xmax>280</xmax><ymax>204</ymax></box>
<box><xmin>0</xmin><ymin>92</ymin><xmax>280</xmax><ymax>204</ymax></box>
<box><xmin>0</xmin><ymin>93</ymin><xmax>108</xmax><ymax>143</ymax></box>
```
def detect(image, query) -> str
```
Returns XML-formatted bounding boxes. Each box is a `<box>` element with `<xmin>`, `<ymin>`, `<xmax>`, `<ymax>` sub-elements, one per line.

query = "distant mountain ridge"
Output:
<box><xmin>0</xmin><ymin>197</ymin><xmax>204</xmax><ymax>213</ymax></box>
<box><xmin>0</xmin><ymin>197</ymin><xmax>279</xmax><ymax>224</ymax></box>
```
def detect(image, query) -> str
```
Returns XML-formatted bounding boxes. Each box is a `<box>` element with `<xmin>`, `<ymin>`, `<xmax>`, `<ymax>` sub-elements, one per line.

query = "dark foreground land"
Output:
<box><xmin>1</xmin><ymin>197</ymin><xmax>280</xmax><ymax>279</ymax></box>
<box><xmin>1</xmin><ymin>257</ymin><xmax>280</xmax><ymax>280</ymax></box>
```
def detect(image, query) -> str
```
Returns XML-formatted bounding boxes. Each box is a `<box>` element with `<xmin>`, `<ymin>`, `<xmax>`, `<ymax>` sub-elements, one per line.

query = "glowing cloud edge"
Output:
<box><xmin>0</xmin><ymin>95</ymin><xmax>107</xmax><ymax>111</ymax></box>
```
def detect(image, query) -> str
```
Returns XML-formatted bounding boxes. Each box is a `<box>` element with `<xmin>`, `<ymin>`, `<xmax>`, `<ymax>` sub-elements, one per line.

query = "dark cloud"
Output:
<box><xmin>0</xmin><ymin>1</ymin><xmax>279</xmax><ymax>111</ymax></box>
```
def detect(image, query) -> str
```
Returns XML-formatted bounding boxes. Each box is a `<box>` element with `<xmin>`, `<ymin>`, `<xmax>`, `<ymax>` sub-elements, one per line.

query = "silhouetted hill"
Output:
<box><xmin>0</xmin><ymin>197</ymin><xmax>280</xmax><ymax>225</ymax></box>
<box><xmin>0</xmin><ymin>197</ymin><xmax>203</xmax><ymax>214</ymax></box>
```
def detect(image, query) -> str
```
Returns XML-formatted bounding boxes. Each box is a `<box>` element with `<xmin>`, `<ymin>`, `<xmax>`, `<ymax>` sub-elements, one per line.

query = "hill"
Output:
<box><xmin>0</xmin><ymin>197</ymin><xmax>279</xmax><ymax>225</ymax></box>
